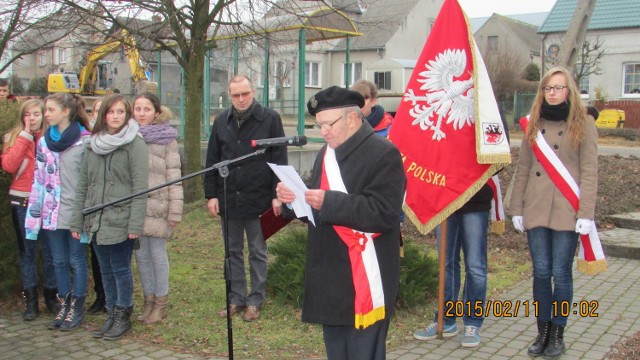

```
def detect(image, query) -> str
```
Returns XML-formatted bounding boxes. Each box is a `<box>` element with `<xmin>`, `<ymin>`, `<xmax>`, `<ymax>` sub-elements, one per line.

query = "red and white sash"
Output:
<box><xmin>320</xmin><ymin>146</ymin><xmax>386</xmax><ymax>329</ymax></box>
<box><xmin>520</xmin><ymin>116</ymin><xmax>606</xmax><ymax>275</ymax></box>
<box><xmin>487</xmin><ymin>175</ymin><xmax>505</xmax><ymax>235</ymax></box>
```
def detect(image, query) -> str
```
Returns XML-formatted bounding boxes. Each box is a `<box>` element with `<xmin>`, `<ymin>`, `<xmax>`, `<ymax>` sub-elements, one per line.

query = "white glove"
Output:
<box><xmin>512</xmin><ymin>216</ymin><xmax>525</xmax><ymax>232</ymax></box>
<box><xmin>575</xmin><ymin>218</ymin><xmax>593</xmax><ymax>235</ymax></box>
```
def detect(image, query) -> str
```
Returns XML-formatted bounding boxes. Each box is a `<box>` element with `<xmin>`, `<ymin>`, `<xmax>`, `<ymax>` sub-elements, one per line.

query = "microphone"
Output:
<box><xmin>251</xmin><ymin>135</ymin><xmax>307</xmax><ymax>148</ymax></box>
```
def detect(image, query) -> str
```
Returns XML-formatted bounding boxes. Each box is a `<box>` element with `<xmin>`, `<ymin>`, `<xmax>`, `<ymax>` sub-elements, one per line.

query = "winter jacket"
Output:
<box><xmin>203</xmin><ymin>102</ymin><xmax>288</xmax><ymax>218</ymax></box>
<box><xmin>2</xmin><ymin>130</ymin><xmax>41</xmax><ymax>197</ymax></box>
<box><xmin>142</xmin><ymin>139</ymin><xmax>183</xmax><ymax>239</ymax></box>
<box><xmin>509</xmin><ymin>118</ymin><xmax>598</xmax><ymax>231</ymax></box>
<box><xmin>25</xmin><ymin>133</ymin><xmax>89</xmax><ymax>240</ymax></box>
<box><xmin>70</xmin><ymin>136</ymin><xmax>148</xmax><ymax>245</ymax></box>
<box><xmin>302</xmin><ymin>122</ymin><xmax>406</xmax><ymax>326</ymax></box>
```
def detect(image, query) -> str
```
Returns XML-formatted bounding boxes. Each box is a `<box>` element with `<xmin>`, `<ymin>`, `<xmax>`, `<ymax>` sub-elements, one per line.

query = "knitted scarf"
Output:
<box><xmin>540</xmin><ymin>100</ymin><xmax>570</xmax><ymax>122</ymax></box>
<box><xmin>91</xmin><ymin>120</ymin><xmax>140</xmax><ymax>155</ymax></box>
<box><xmin>138</xmin><ymin>122</ymin><xmax>177</xmax><ymax>145</ymax></box>
<box><xmin>45</xmin><ymin>121</ymin><xmax>84</xmax><ymax>152</ymax></box>
<box><xmin>366</xmin><ymin>105</ymin><xmax>386</xmax><ymax>128</ymax></box>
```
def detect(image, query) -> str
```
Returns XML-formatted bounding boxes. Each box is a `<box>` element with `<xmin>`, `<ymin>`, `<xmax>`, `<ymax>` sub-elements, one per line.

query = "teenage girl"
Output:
<box><xmin>71</xmin><ymin>93</ymin><xmax>148</xmax><ymax>340</ymax></box>
<box><xmin>2</xmin><ymin>99</ymin><xmax>57</xmax><ymax>320</ymax></box>
<box><xmin>132</xmin><ymin>92</ymin><xmax>183</xmax><ymax>324</ymax></box>
<box><xmin>25</xmin><ymin>93</ymin><xmax>92</xmax><ymax>331</ymax></box>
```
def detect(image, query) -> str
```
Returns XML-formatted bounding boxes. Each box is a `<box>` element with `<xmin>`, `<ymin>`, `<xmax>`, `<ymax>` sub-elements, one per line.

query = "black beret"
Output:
<box><xmin>307</xmin><ymin>86</ymin><xmax>365</xmax><ymax>116</ymax></box>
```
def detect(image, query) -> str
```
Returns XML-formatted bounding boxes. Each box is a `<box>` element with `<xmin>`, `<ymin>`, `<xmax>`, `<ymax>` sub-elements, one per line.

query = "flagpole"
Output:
<box><xmin>437</xmin><ymin>219</ymin><xmax>447</xmax><ymax>338</ymax></box>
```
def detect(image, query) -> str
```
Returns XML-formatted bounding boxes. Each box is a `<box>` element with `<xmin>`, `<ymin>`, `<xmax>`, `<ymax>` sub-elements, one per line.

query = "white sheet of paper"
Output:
<box><xmin>267</xmin><ymin>163</ymin><xmax>315</xmax><ymax>226</ymax></box>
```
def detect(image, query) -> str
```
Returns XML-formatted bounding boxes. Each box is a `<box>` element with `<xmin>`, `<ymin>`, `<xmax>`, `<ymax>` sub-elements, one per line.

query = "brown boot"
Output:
<box><xmin>136</xmin><ymin>294</ymin><xmax>155</xmax><ymax>322</ymax></box>
<box><xmin>144</xmin><ymin>295</ymin><xmax>168</xmax><ymax>324</ymax></box>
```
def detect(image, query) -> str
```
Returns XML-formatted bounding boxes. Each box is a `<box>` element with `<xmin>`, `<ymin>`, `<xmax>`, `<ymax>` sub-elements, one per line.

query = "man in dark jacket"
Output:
<box><xmin>276</xmin><ymin>86</ymin><xmax>406</xmax><ymax>359</ymax></box>
<box><xmin>204</xmin><ymin>74</ymin><xmax>287</xmax><ymax>322</ymax></box>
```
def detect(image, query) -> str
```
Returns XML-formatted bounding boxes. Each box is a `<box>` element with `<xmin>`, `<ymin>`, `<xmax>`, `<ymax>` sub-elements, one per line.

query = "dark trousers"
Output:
<box><xmin>90</xmin><ymin>242</ymin><xmax>104</xmax><ymax>295</ymax></box>
<box><xmin>323</xmin><ymin>318</ymin><xmax>390</xmax><ymax>360</ymax></box>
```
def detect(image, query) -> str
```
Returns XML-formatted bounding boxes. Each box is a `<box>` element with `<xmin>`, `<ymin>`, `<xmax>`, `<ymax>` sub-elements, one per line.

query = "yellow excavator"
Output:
<box><xmin>48</xmin><ymin>29</ymin><xmax>155</xmax><ymax>95</ymax></box>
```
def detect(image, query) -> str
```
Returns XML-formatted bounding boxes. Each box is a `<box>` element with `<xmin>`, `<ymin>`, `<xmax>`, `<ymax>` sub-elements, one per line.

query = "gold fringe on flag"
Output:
<box><xmin>576</xmin><ymin>258</ymin><xmax>608</xmax><ymax>275</ymax></box>
<box><xmin>404</xmin><ymin>164</ymin><xmax>506</xmax><ymax>235</ymax></box>
<box><xmin>354</xmin><ymin>306</ymin><xmax>386</xmax><ymax>329</ymax></box>
<box><xmin>489</xmin><ymin>220</ymin><xmax>505</xmax><ymax>235</ymax></box>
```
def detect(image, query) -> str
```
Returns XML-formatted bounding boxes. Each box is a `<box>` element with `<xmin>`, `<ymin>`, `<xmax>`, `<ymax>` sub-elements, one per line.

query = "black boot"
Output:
<box><xmin>528</xmin><ymin>321</ymin><xmax>551</xmax><ymax>357</ymax></box>
<box><xmin>59</xmin><ymin>296</ymin><xmax>85</xmax><ymax>331</ymax></box>
<box><xmin>43</xmin><ymin>288</ymin><xmax>60</xmax><ymax>314</ymax></box>
<box><xmin>22</xmin><ymin>287</ymin><xmax>39</xmax><ymax>321</ymax></box>
<box><xmin>92</xmin><ymin>307</ymin><xmax>115</xmax><ymax>338</ymax></box>
<box><xmin>49</xmin><ymin>294</ymin><xmax>70</xmax><ymax>330</ymax></box>
<box><xmin>87</xmin><ymin>291</ymin><xmax>106</xmax><ymax>314</ymax></box>
<box><xmin>103</xmin><ymin>306</ymin><xmax>132</xmax><ymax>340</ymax></box>
<box><xmin>543</xmin><ymin>323</ymin><xmax>565</xmax><ymax>358</ymax></box>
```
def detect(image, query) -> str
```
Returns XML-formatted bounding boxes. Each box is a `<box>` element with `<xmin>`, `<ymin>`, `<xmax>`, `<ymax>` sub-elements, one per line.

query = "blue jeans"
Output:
<box><xmin>93</xmin><ymin>238</ymin><xmax>134</xmax><ymax>308</ymax></box>
<box><xmin>527</xmin><ymin>227</ymin><xmax>578</xmax><ymax>327</ymax></box>
<box><xmin>434</xmin><ymin>211</ymin><xmax>488</xmax><ymax>328</ymax></box>
<box><xmin>11</xmin><ymin>202</ymin><xmax>56</xmax><ymax>290</ymax></box>
<box><xmin>222</xmin><ymin>218</ymin><xmax>267</xmax><ymax>307</ymax></box>
<box><xmin>46</xmin><ymin>229</ymin><xmax>88</xmax><ymax>297</ymax></box>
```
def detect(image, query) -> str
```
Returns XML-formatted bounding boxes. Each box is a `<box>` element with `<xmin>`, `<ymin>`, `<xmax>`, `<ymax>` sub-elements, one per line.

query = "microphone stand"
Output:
<box><xmin>82</xmin><ymin>149</ymin><xmax>266</xmax><ymax>360</ymax></box>
<box><xmin>83</xmin><ymin>149</ymin><xmax>266</xmax><ymax>216</ymax></box>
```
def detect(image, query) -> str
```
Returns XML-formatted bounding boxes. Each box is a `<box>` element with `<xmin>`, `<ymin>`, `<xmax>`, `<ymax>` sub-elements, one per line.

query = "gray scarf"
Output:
<box><xmin>91</xmin><ymin>120</ymin><xmax>141</xmax><ymax>155</ymax></box>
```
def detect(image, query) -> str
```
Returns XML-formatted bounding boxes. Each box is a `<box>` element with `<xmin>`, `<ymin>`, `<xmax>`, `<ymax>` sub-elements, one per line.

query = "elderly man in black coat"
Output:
<box><xmin>277</xmin><ymin>86</ymin><xmax>406</xmax><ymax>359</ymax></box>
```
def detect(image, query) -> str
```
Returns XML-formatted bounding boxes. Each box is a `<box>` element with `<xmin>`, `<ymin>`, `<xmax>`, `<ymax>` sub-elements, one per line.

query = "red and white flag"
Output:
<box><xmin>388</xmin><ymin>0</ymin><xmax>511</xmax><ymax>233</ymax></box>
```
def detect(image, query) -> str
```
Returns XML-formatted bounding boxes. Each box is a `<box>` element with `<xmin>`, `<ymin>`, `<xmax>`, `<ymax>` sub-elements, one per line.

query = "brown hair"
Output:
<box><xmin>526</xmin><ymin>67</ymin><xmax>587</xmax><ymax>148</ymax></box>
<box><xmin>92</xmin><ymin>93</ymin><xmax>132</xmax><ymax>134</ymax></box>
<box><xmin>351</xmin><ymin>79</ymin><xmax>377</xmax><ymax>99</ymax></box>
<box><xmin>45</xmin><ymin>92</ymin><xmax>92</xmax><ymax>131</ymax></box>
<box><xmin>2</xmin><ymin>99</ymin><xmax>46</xmax><ymax>151</ymax></box>
<box><xmin>228</xmin><ymin>74</ymin><xmax>253</xmax><ymax>88</ymax></box>
<box><xmin>133</xmin><ymin>92</ymin><xmax>166</xmax><ymax>124</ymax></box>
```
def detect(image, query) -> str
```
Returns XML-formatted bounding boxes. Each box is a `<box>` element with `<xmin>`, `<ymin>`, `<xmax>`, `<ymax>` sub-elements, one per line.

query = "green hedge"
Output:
<box><xmin>267</xmin><ymin>227</ymin><xmax>439</xmax><ymax>310</ymax></box>
<box><xmin>0</xmin><ymin>100</ymin><xmax>22</xmax><ymax>296</ymax></box>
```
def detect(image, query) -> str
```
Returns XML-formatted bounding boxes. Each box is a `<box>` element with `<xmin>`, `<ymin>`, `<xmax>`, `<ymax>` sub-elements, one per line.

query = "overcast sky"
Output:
<box><xmin>457</xmin><ymin>0</ymin><xmax>558</xmax><ymax>18</ymax></box>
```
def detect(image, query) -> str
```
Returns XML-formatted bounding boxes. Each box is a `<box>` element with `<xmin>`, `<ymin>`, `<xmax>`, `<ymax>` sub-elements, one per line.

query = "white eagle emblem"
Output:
<box><xmin>404</xmin><ymin>49</ymin><xmax>475</xmax><ymax>141</ymax></box>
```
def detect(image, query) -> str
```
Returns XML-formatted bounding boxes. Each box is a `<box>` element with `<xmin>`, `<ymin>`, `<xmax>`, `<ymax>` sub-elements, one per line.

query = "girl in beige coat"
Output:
<box><xmin>133</xmin><ymin>93</ymin><xmax>183</xmax><ymax>324</ymax></box>
<box><xmin>509</xmin><ymin>67</ymin><xmax>598</xmax><ymax>359</ymax></box>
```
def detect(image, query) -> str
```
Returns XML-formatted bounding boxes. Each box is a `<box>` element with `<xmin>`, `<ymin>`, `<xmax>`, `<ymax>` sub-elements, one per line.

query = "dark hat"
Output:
<box><xmin>307</xmin><ymin>86</ymin><xmax>365</xmax><ymax>116</ymax></box>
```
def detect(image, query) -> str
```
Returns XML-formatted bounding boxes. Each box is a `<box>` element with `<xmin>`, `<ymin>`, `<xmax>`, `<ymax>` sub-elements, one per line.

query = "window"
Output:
<box><xmin>305</xmin><ymin>61</ymin><xmax>320</xmax><ymax>87</ymax></box>
<box><xmin>374</xmin><ymin>71</ymin><xmax>391</xmax><ymax>90</ymax></box>
<box><xmin>343</xmin><ymin>62</ymin><xmax>362</xmax><ymax>87</ymax></box>
<box><xmin>623</xmin><ymin>63</ymin><xmax>640</xmax><ymax>95</ymax></box>
<box><xmin>487</xmin><ymin>36</ymin><xmax>498</xmax><ymax>52</ymax></box>
<box><xmin>39</xmin><ymin>52</ymin><xmax>46</xmax><ymax>66</ymax></box>
<box><xmin>57</xmin><ymin>48</ymin><xmax>66</xmax><ymax>64</ymax></box>
<box><xmin>577</xmin><ymin>64</ymin><xmax>590</xmax><ymax>96</ymax></box>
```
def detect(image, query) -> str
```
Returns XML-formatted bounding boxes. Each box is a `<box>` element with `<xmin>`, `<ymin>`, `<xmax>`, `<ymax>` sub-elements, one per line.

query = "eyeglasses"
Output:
<box><xmin>313</xmin><ymin>115</ymin><xmax>343</xmax><ymax>130</ymax></box>
<box><xmin>542</xmin><ymin>85</ymin><xmax>568</xmax><ymax>93</ymax></box>
<box><xmin>230</xmin><ymin>91</ymin><xmax>252</xmax><ymax>99</ymax></box>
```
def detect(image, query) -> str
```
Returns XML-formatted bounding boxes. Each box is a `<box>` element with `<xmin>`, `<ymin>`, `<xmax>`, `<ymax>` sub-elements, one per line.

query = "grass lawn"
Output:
<box><xmin>81</xmin><ymin>202</ymin><xmax>531</xmax><ymax>359</ymax></box>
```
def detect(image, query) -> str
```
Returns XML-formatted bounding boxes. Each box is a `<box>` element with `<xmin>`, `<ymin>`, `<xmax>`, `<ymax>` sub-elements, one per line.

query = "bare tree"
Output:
<box><xmin>575</xmin><ymin>36</ymin><xmax>606</xmax><ymax>86</ymax></box>
<box><xmin>483</xmin><ymin>49</ymin><xmax>538</xmax><ymax>101</ymax></box>
<box><xmin>0</xmin><ymin>0</ymin><xmax>87</xmax><ymax>76</ymax></box>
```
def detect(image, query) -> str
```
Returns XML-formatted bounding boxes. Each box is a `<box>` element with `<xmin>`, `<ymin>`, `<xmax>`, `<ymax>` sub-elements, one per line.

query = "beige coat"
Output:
<box><xmin>142</xmin><ymin>139</ymin><xmax>183</xmax><ymax>239</ymax></box>
<box><xmin>509</xmin><ymin>118</ymin><xmax>598</xmax><ymax>231</ymax></box>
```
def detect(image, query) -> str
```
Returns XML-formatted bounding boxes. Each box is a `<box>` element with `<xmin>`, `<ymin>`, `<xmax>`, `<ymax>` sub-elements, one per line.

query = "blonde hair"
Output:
<box><xmin>2</xmin><ymin>99</ymin><xmax>45</xmax><ymax>152</ymax></box>
<box><xmin>526</xmin><ymin>66</ymin><xmax>587</xmax><ymax>148</ymax></box>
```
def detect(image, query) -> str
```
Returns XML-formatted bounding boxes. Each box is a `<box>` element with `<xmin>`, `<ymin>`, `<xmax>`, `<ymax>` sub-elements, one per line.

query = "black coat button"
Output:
<box><xmin>558</xmin><ymin>131</ymin><xmax>564</xmax><ymax>135</ymax></box>
<box><xmin>553</xmin><ymin>145</ymin><xmax>559</xmax><ymax>150</ymax></box>
<box><xmin>542</xmin><ymin>129</ymin><xmax>546</xmax><ymax>134</ymax></box>
<box><xmin>536</xmin><ymin>172</ymin><xmax>541</xmax><ymax>176</ymax></box>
